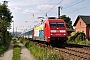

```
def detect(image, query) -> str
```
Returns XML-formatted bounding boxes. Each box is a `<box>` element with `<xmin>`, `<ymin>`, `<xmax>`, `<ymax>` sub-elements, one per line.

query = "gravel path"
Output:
<box><xmin>0</xmin><ymin>40</ymin><xmax>36</xmax><ymax>60</ymax></box>
<box><xmin>17</xmin><ymin>41</ymin><xmax>36</xmax><ymax>60</ymax></box>
<box><xmin>0</xmin><ymin>41</ymin><xmax>13</xmax><ymax>60</ymax></box>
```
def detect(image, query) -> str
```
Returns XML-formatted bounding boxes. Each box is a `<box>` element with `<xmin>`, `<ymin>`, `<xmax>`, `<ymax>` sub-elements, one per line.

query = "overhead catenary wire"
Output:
<box><xmin>63</xmin><ymin>0</ymin><xmax>85</xmax><ymax>9</ymax></box>
<box><xmin>68</xmin><ymin>4</ymin><xmax>90</xmax><ymax>15</ymax></box>
<box><xmin>46</xmin><ymin>0</ymin><xmax>63</xmax><ymax>14</ymax></box>
<box><xmin>39</xmin><ymin>0</ymin><xmax>52</xmax><ymax>12</ymax></box>
<box><xmin>10</xmin><ymin>0</ymin><xmax>89</xmax><ymax>32</ymax></box>
<box><xmin>54</xmin><ymin>0</ymin><xmax>85</xmax><ymax>16</ymax></box>
<box><xmin>39</xmin><ymin>0</ymin><xmax>85</xmax><ymax>17</ymax></box>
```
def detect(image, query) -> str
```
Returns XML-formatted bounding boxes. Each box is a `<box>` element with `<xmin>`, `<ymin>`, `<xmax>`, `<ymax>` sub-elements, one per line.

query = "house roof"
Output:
<box><xmin>73</xmin><ymin>15</ymin><xmax>90</xmax><ymax>26</ymax></box>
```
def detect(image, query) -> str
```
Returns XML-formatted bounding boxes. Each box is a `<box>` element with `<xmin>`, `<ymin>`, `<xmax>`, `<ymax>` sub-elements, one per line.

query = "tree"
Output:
<box><xmin>0</xmin><ymin>2</ymin><xmax>13</xmax><ymax>28</ymax></box>
<box><xmin>0</xmin><ymin>2</ymin><xmax>13</xmax><ymax>44</ymax></box>
<box><xmin>60</xmin><ymin>15</ymin><xmax>73</xmax><ymax>30</ymax></box>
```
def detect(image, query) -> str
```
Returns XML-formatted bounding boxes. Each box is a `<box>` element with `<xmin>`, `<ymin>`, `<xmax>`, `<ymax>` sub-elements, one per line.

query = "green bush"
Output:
<box><xmin>68</xmin><ymin>32</ymin><xmax>85</xmax><ymax>42</ymax></box>
<box><xmin>68</xmin><ymin>32</ymin><xmax>90</xmax><ymax>46</ymax></box>
<box><xmin>25</xmin><ymin>42</ymin><xmax>29</xmax><ymax>48</ymax></box>
<box><xmin>0</xmin><ymin>44</ymin><xmax>9</xmax><ymax>56</ymax></box>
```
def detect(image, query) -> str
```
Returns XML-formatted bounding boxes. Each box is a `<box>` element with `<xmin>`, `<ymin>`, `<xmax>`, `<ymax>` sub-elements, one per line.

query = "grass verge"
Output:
<box><xmin>67</xmin><ymin>40</ymin><xmax>90</xmax><ymax>46</ymax></box>
<box><xmin>0</xmin><ymin>40</ymin><xmax>11</xmax><ymax>56</ymax></box>
<box><xmin>0</xmin><ymin>44</ymin><xmax>9</xmax><ymax>56</ymax></box>
<box><xmin>19</xmin><ymin>38</ymin><xmax>63</xmax><ymax>60</ymax></box>
<box><xmin>12</xmin><ymin>39</ymin><xmax>21</xmax><ymax>60</ymax></box>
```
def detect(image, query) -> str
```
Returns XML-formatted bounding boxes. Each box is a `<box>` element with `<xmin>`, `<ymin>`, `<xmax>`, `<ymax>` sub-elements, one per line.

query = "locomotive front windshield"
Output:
<box><xmin>50</xmin><ymin>22</ymin><xmax>64</xmax><ymax>27</ymax></box>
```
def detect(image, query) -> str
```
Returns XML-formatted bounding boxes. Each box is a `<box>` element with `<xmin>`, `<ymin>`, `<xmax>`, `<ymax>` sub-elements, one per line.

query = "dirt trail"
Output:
<box><xmin>0</xmin><ymin>41</ymin><xmax>13</xmax><ymax>60</ymax></box>
<box><xmin>18</xmin><ymin>41</ymin><xmax>36</xmax><ymax>60</ymax></box>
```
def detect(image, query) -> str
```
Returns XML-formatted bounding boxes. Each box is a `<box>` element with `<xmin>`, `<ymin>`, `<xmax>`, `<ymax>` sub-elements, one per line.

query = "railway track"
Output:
<box><xmin>54</xmin><ymin>47</ymin><xmax>90</xmax><ymax>60</ymax></box>
<box><xmin>30</xmin><ymin>41</ymin><xmax>90</xmax><ymax>60</ymax></box>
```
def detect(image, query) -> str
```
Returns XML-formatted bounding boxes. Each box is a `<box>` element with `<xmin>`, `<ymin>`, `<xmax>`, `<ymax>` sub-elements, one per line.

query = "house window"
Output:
<box><xmin>80</xmin><ymin>22</ymin><xmax>81</xmax><ymax>27</ymax></box>
<box><xmin>82</xmin><ymin>31</ymin><xmax>84</xmax><ymax>32</ymax></box>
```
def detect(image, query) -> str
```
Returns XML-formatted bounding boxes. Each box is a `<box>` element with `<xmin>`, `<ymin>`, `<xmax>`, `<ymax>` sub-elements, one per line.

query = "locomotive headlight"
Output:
<box><xmin>51</xmin><ymin>34</ymin><xmax>53</xmax><ymax>35</ymax></box>
<box><xmin>48</xmin><ymin>37</ymin><xmax>50</xmax><ymax>38</ymax></box>
<box><xmin>60</xmin><ymin>30</ymin><xmax>66</xmax><ymax>32</ymax></box>
<box><xmin>63</xmin><ymin>34</ymin><xmax>66</xmax><ymax>35</ymax></box>
<box><xmin>50</xmin><ymin>30</ymin><xmax>56</xmax><ymax>32</ymax></box>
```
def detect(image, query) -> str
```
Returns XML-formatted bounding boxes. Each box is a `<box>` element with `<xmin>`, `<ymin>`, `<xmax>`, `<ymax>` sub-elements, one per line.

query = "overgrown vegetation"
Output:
<box><xmin>68</xmin><ymin>32</ymin><xmax>85</xmax><ymax>41</ymax></box>
<box><xmin>0</xmin><ymin>1</ymin><xmax>13</xmax><ymax>45</ymax></box>
<box><xmin>12</xmin><ymin>39</ymin><xmax>21</xmax><ymax>60</ymax></box>
<box><xmin>19</xmin><ymin>38</ymin><xmax>63</xmax><ymax>60</ymax></box>
<box><xmin>0</xmin><ymin>1</ymin><xmax>13</xmax><ymax>56</ymax></box>
<box><xmin>68</xmin><ymin>32</ymin><xmax>90</xmax><ymax>45</ymax></box>
<box><xmin>0</xmin><ymin>31</ymin><xmax>12</xmax><ymax>56</ymax></box>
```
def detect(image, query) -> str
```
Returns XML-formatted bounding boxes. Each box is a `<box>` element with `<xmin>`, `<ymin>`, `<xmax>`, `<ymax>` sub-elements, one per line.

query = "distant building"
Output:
<box><xmin>73</xmin><ymin>15</ymin><xmax>90</xmax><ymax>40</ymax></box>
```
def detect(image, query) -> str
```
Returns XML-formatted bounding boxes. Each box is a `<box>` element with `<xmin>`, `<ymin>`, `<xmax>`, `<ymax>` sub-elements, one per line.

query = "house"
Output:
<box><xmin>73</xmin><ymin>15</ymin><xmax>90</xmax><ymax>40</ymax></box>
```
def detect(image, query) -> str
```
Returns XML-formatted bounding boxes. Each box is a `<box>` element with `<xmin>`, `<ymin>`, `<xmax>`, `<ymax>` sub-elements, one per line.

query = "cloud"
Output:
<box><xmin>37</xmin><ymin>4</ymin><xmax>54</xmax><ymax>10</ymax></box>
<box><xmin>8</xmin><ymin>2</ymin><xmax>31</xmax><ymax>7</ymax></box>
<box><xmin>8</xmin><ymin>0</ymin><xmax>49</xmax><ymax>7</ymax></box>
<box><xmin>23</xmin><ymin>9</ymin><xmax>39</xmax><ymax>14</ymax></box>
<box><xmin>14</xmin><ymin>7</ymin><xmax>21</xmax><ymax>10</ymax></box>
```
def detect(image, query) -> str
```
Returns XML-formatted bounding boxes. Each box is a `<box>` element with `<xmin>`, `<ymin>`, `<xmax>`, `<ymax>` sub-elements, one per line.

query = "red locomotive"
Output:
<box><xmin>32</xmin><ymin>18</ymin><xmax>68</xmax><ymax>45</ymax></box>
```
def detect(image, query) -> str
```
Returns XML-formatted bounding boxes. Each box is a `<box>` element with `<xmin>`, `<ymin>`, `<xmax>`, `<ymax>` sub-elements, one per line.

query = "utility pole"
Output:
<box><xmin>12</xmin><ymin>21</ymin><xmax>14</xmax><ymax>36</ymax></box>
<box><xmin>16</xmin><ymin>27</ymin><xmax>17</xmax><ymax>37</ymax></box>
<box><xmin>58</xmin><ymin>6</ymin><xmax>62</xmax><ymax>19</ymax></box>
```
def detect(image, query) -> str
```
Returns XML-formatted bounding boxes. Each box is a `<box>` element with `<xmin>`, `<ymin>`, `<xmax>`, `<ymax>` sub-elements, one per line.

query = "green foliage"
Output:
<box><xmin>13</xmin><ymin>39</ymin><xmax>17</xmax><ymax>44</ymax></box>
<box><xmin>0</xmin><ymin>31</ymin><xmax>12</xmax><ymax>56</ymax></box>
<box><xmin>67</xmin><ymin>32</ymin><xmax>90</xmax><ymax>46</ymax></box>
<box><xmin>25</xmin><ymin>42</ymin><xmax>29</xmax><ymax>48</ymax></box>
<box><xmin>0</xmin><ymin>1</ymin><xmax>13</xmax><ymax>57</ymax></box>
<box><xmin>46</xmin><ymin>53</ymin><xmax>60</xmax><ymax>60</ymax></box>
<box><xmin>68</xmin><ymin>32</ymin><xmax>85</xmax><ymax>42</ymax></box>
<box><xmin>0</xmin><ymin>1</ymin><xmax>13</xmax><ymax>45</ymax></box>
<box><xmin>0</xmin><ymin>3</ymin><xmax>13</xmax><ymax>27</ymax></box>
<box><xmin>0</xmin><ymin>43</ymin><xmax>10</xmax><ymax>56</ymax></box>
<box><xmin>86</xmin><ymin>41</ymin><xmax>90</xmax><ymax>45</ymax></box>
<box><xmin>76</xmin><ymin>41</ymin><xmax>90</xmax><ymax>46</ymax></box>
<box><xmin>60</xmin><ymin>15</ymin><xmax>73</xmax><ymax>30</ymax></box>
<box><xmin>12</xmin><ymin>40</ymin><xmax>21</xmax><ymax>60</ymax></box>
<box><xmin>0</xmin><ymin>32</ymin><xmax>3</xmax><ymax>45</ymax></box>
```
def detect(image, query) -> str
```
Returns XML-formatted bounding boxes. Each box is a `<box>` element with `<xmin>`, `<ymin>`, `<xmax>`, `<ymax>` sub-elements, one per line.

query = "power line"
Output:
<box><xmin>68</xmin><ymin>4</ymin><xmax>90</xmax><ymax>15</ymax></box>
<box><xmin>54</xmin><ymin>0</ymin><xmax>85</xmax><ymax>16</ymax></box>
<box><xmin>63</xmin><ymin>0</ymin><xmax>85</xmax><ymax>9</ymax></box>
<box><xmin>39</xmin><ymin>0</ymin><xmax>52</xmax><ymax>12</ymax></box>
<box><xmin>46</xmin><ymin>0</ymin><xmax>63</xmax><ymax>14</ymax></box>
<box><xmin>33</xmin><ymin>0</ymin><xmax>53</xmax><ymax>17</ymax></box>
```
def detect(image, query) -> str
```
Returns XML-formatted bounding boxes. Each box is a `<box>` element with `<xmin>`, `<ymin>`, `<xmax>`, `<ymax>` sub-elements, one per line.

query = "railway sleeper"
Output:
<box><xmin>66</xmin><ymin>48</ymin><xmax>90</xmax><ymax>55</ymax></box>
<box><xmin>60</xmin><ymin>49</ymin><xmax>90</xmax><ymax>59</ymax></box>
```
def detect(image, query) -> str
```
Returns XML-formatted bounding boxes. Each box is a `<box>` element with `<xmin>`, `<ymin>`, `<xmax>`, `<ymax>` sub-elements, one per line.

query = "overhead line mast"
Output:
<box><xmin>58</xmin><ymin>6</ymin><xmax>62</xmax><ymax>19</ymax></box>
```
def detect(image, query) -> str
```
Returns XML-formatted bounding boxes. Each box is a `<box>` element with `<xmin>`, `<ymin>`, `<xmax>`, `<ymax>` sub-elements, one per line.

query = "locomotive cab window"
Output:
<box><xmin>50</xmin><ymin>22</ymin><xmax>64</xmax><ymax>27</ymax></box>
<box><xmin>50</xmin><ymin>22</ymin><xmax>56</xmax><ymax>27</ymax></box>
<box><xmin>57</xmin><ymin>22</ymin><xmax>64</xmax><ymax>27</ymax></box>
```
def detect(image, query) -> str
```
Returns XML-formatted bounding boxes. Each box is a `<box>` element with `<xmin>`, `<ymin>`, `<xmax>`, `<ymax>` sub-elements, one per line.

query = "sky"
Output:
<box><xmin>0</xmin><ymin>0</ymin><xmax>90</xmax><ymax>33</ymax></box>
